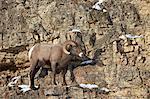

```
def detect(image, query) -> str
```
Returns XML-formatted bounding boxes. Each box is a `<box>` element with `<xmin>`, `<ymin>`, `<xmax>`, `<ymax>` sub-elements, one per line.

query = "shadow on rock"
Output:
<box><xmin>92</xmin><ymin>48</ymin><xmax>105</xmax><ymax>66</ymax></box>
<box><xmin>0</xmin><ymin>59</ymin><xmax>17</xmax><ymax>72</ymax></box>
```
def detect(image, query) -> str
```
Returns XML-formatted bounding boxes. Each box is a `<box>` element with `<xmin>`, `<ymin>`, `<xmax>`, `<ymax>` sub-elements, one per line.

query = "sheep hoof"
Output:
<box><xmin>31</xmin><ymin>87</ymin><xmax>39</xmax><ymax>90</ymax></box>
<box><xmin>30</xmin><ymin>86</ymin><xmax>39</xmax><ymax>90</ymax></box>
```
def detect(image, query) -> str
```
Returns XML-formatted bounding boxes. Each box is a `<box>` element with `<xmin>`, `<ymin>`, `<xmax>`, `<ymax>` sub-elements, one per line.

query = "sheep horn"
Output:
<box><xmin>63</xmin><ymin>40</ymin><xmax>77</xmax><ymax>55</ymax></box>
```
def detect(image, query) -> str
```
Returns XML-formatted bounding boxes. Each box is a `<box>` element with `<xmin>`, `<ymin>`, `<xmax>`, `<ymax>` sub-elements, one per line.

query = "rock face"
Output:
<box><xmin>0</xmin><ymin>0</ymin><xmax>150</xmax><ymax>98</ymax></box>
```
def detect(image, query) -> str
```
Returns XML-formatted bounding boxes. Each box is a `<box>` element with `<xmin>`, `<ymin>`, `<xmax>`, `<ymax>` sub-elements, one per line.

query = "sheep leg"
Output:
<box><xmin>30</xmin><ymin>67</ymin><xmax>40</xmax><ymax>89</ymax></box>
<box><xmin>30</xmin><ymin>60</ymin><xmax>44</xmax><ymax>90</ymax></box>
<box><xmin>62</xmin><ymin>68</ymin><xmax>67</xmax><ymax>86</ymax></box>
<box><xmin>70</xmin><ymin>66</ymin><xmax>78</xmax><ymax>85</ymax></box>
<box><xmin>29</xmin><ymin>60</ymin><xmax>38</xmax><ymax>89</ymax></box>
<box><xmin>51</xmin><ymin>62</ymin><xmax>57</xmax><ymax>85</ymax></box>
<box><xmin>70</xmin><ymin>68</ymin><xmax>75</xmax><ymax>82</ymax></box>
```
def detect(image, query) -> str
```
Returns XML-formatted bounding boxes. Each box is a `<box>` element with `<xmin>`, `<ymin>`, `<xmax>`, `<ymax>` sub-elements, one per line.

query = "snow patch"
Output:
<box><xmin>71</xmin><ymin>29</ymin><xmax>81</xmax><ymax>33</ymax></box>
<box><xmin>8</xmin><ymin>76</ymin><xmax>21</xmax><ymax>87</ymax></box>
<box><xmin>103</xmin><ymin>9</ymin><xmax>107</xmax><ymax>12</ymax></box>
<box><xmin>92</xmin><ymin>2</ymin><xmax>102</xmax><ymax>10</ymax></box>
<box><xmin>79</xmin><ymin>84</ymin><xmax>99</xmax><ymax>89</ymax></box>
<box><xmin>92</xmin><ymin>0</ymin><xmax>107</xmax><ymax>12</ymax></box>
<box><xmin>18</xmin><ymin>84</ymin><xmax>38</xmax><ymax>93</ymax></box>
<box><xmin>100</xmin><ymin>87</ymin><xmax>110</xmax><ymax>92</ymax></box>
<box><xmin>18</xmin><ymin>85</ymin><xmax>31</xmax><ymax>93</ymax></box>
<box><xmin>119</xmin><ymin>34</ymin><xmax>143</xmax><ymax>40</ymax></box>
<box><xmin>125</xmin><ymin>34</ymin><xmax>143</xmax><ymax>39</ymax></box>
<box><xmin>81</xmin><ymin>60</ymin><xmax>93</xmax><ymax>65</ymax></box>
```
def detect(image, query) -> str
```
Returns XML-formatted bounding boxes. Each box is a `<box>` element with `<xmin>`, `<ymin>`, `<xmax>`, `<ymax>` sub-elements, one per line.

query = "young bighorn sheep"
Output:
<box><xmin>29</xmin><ymin>40</ymin><xmax>88</xmax><ymax>90</ymax></box>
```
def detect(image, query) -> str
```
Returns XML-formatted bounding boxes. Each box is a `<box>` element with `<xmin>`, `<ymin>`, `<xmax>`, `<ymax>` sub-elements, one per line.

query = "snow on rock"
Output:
<box><xmin>71</xmin><ymin>29</ymin><xmax>81</xmax><ymax>33</ymax></box>
<box><xmin>8</xmin><ymin>76</ymin><xmax>21</xmax><ymax>87</ymax></box>
<box><xmin>18</xmin><ymin>84</ymin><xmax>38</xmax><ymax>93</ymax></box>
<box><xmin>125</xmin><ymin>34</ymin><xmax>143</xmax><ymax>39</ymax></box>
<box><xmin>103</xmin><ymin>9</ymin><xmax>107</xmax><ymax>12</ymax></box>
<box><xmin>92</xmin><ymin>0</ymin><xmax>107</xmax><ymax>12</ymax></box>
<box><xmin>100</xmin><ymin>87</ymin><xmax>110</xmax><ymax>92</ymax></box>
<box><xmin>79</xmin><ymin>83</ymin><xmax>111</xmax><ymax>93</ymax></box>
<box><xmin>92</xmin><ymin>2</ymin><xmax>102</xmax><ymax>11</ymax></box>
<box><xmin>79</xmin><ymin>84</ymin><xmax>99</xmax><ymax>89</ymax></box>
<box><xmin>81</xmin><ymin>60</ymin><xmax>93</xmax><ymax>65</ymax></box>
<box><xmin>119</xmin><ymin>34</ymin><xmax>143</xmax><ymax>40</ymax></box>
<box><xmin>18</xmin><ymin>85</ymin><xmax>31</xmax><ymax>93</ymax></box>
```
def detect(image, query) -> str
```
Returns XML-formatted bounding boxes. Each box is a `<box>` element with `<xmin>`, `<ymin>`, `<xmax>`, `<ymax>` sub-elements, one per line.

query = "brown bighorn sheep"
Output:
<box><xmin>29</xmin><ymin>40</ymin><xmax>88</xmax><ymax>90</ymax></box>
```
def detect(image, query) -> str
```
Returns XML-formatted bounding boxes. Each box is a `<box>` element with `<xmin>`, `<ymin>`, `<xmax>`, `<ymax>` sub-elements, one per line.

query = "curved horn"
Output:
<box><xmin>63</xmin><ymin>40</ymin><xmax>77</xmax><ymax>55</ymax></box>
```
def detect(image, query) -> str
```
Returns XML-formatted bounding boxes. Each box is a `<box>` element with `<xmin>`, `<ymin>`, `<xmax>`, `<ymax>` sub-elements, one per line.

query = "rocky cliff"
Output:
<box><xmin>0</xmin><ymin>0</ymin><xmax>150</xmax><ymax>98</ymax></box>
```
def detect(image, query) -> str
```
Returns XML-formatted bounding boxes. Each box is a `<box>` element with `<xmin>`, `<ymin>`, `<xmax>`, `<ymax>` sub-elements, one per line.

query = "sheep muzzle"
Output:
<box><xmin>79</xmin><ymin>52</ymin><xmax>83</xmax><ymax>57</ymax></box>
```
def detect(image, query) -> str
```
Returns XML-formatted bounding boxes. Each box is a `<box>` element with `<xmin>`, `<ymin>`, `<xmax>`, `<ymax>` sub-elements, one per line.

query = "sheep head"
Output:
<box><xmin>63</xmin><ymin>40</ymin><xmax>84</xmax><ymax>58</ymax></box>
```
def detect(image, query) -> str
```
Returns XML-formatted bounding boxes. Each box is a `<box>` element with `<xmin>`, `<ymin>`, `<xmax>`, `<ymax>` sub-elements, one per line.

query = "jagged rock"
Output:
<box><xmin>0</xmin><ymin>0</ymin><xmax>150</xmax><ymax>98</ymax></box>
<box><xmin>113</xmin><ymin>41</ymin><xmax>118</xmax><ymax>53</ymax></box>
<box><xmin>15</xmin><ymin>51</ymin><xmax>28</xmax><ymax>65</ymax></box>
<box><xmin>132</xmin><ymin>40</ymin><xmax>137</xmax><ymax>45</ymax></box>
<box><xmin>124</xmin><ymin>45</ymin><xmax>134</xmax><ymax>52</ymax></box>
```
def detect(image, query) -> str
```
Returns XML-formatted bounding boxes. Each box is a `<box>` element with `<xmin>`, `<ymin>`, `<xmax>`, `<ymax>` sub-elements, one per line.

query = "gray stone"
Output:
<box><xmin>0</xmin><ymin>0</ymin><xmax>150</xmax><ymax>98</ymax></box>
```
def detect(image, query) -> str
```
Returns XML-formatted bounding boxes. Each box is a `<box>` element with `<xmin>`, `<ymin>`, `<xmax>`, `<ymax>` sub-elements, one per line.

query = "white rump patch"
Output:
<box><xmin>29</xmin><ymin>45</ymin><xmax>36</xmax><ymax>60</ymax></box>
<box><xmin>79</xmin><ymin>52</ymin><xmax>83</xmax><ymax>57</ymax></box>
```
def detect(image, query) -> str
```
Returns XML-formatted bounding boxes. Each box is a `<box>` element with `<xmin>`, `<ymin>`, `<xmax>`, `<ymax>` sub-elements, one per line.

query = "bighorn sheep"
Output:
<box><xmin>29</xmin><ymin>40</ymin><xmax>89</xmax><ymax>90</ymax></box>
